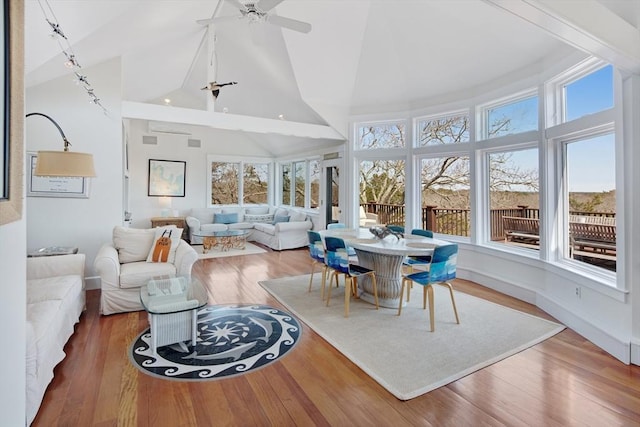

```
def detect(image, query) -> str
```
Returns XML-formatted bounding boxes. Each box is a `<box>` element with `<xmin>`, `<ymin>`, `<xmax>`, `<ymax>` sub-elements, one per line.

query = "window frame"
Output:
<box><xmin>206</xmin><ymin>155</ymin><xmax>273</xmax><ymax>208</ymax></box>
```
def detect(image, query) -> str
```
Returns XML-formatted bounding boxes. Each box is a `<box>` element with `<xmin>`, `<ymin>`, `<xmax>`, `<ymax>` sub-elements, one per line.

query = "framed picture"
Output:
<box><xmin>26</xmin><ymin>152</ymin><xmax>90</xmax><ymax>198</ymax></box>
<box><xmin>0</xmin><ymin>0</ymin><xmax>24</xmax><ymax>225</ymax></box>
<box><xmin>148</xmin><ymin>159</ymin><xmax>186</xmax><ymax>197</ymax></box>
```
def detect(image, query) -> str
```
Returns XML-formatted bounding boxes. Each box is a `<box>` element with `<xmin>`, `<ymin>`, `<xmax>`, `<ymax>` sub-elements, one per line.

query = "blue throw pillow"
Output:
<box><xmin>273</xmin><ymin>215</ymin><xmax>290</xmax><ymax>225</ymax></box>
<box><xmin>214</xmin><ymin>213</ymin><xmax>238</xmax><ymax>224</ymax></box>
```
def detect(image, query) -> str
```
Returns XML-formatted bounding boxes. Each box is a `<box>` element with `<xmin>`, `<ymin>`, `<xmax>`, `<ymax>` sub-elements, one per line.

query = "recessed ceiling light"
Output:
<box><xmin>278</xmin><ymin>114</ymin><xmax>285</xmax><ymax>120</ymax></box>
<box><xmin>164</xmin><ymin>98</ymin><xmax>171</xmax><ymax>105</ymax></box>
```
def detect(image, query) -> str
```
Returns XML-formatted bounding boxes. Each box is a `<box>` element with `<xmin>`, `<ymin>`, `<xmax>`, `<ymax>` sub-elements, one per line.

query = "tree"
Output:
<box><xmin>211</xmin><ymin>162</ymin><xmax>239</xmax><ymax>204</ymax></box>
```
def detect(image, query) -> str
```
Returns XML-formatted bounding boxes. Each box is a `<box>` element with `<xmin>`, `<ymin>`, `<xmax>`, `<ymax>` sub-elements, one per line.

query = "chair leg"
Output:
<box><xmin>370</xmin><ymin>273</ymin><xmax>379</xmax><ymax>309</ymax></box>
<box><xmin>320</xmin><ymin>266</ymin><xmax>327</xmax><ymax>300</ymax></box>
<box><xmin>443</xmin><ymin>281</ymin><xmax>460</xmax><ymax>324</ymax></box>
<box><xmin>427</xmin><ymin>285</ymin><xmax>435</xmax><ymax>332</ymax></box>
<box><xmin>326</xmin><ymin>271</ymin><xmax>337</xmax><ymax>306</ymax></box>
<box><xmin>344</xmin><ymin>277</ymin><xmax>352</xmax><ymax>317</ymax></box>
<box><xmin>308</xmin><ymin>262</ymin><xmax>316</xmax><ymax>292</ymax></box>
<box><xmin>398</xmin><ymin>278</ymin><xmax>408</xmax><ymax>316</ymax></box>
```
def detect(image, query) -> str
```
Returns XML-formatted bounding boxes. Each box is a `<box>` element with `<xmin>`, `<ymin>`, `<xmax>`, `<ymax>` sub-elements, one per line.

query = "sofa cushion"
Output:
<box><xmin>273</xmin><ymin>215</ymin><xmax>290</xmax><ymax>224</ymax></box>
<box><xmin>228</xmin><ymin>222</ymin><xmax>254</xmax><ymax>230</ymax></box>
<box><xmin>222</xmin><ymin>207</ymin><xmax>245</xmax><ymax>222</ymax></box>
<box><xmin>189</xmin><ymin>208</ymin><xmax>221</xmax><ymax>224</ymax></box>
<box><xmin>27</xmin><ymin>276</ymin><xmax>79</xmax><ymax>304</ymax></box>
<box><xmin>200</xmin><ymin>223</ymin><xmax>228</xmax><ymax>233</ymax></box>
<box><xmin>245</xmin><ymin>206</ymin><xmax>269</xmax><ymax>215</ymax></box>
<box><xmin>119</xmin><ymin>261</ymin><xmax>177</xmax><ymax>289</ymax></box>
<box><xmin>274</xmin><ymin>208</ymin><xmax>289</xmax><ymax>218</ymax></box>
<box><xmin>244</xmin><ymin>213</ymin><xmax>274</xmax><ymax>223</ymax></box>
<box><xmin>147</xmin><ymin>227</ymin><xmax>182</xmax><ymax>263</ymax></box>
<box><xmin>289</xmin><ymin>210</ymin><xmax>307</xmax><ymax>222</ymax></box>
<box><xmin>253</xmin><ymin>223</ymin><xmax>277</xmax><ymax>235</ymax></box>
<box><xmin>214</xmin><ymin>212</ymin><xmax>238</xmax><ymax>224</ymax></box>
<box><xmin>113</xmin><ymin>226</ymin><xmax>155</xmax><ymax>263</ymax></box>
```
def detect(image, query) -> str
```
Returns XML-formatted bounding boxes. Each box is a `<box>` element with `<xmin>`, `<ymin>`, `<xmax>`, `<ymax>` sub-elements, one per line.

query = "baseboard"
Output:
<box><xmin>85</xmin><ymin>275</ymin><xmax>101</xmax><ymax>290</ymax></box>
<box><xmin>632</xmin><ymin>339</ymin><xmax>640</xmax><ymax>366</ymax></box>
<box><xmin>457</xmin><ymin>267</ymin><xmax>631</xmax><ymax>365</ymax></box>
<box><xmin>537</xmin><ymin>294</ymin><xmax>630</xmax><ymax>364</ymax></box>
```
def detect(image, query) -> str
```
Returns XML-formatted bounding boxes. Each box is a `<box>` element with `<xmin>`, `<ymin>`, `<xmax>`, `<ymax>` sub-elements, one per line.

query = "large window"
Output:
<box><xmin>209</xmin><ymin>157</ymin><xmax>271</xmax><ymax>206</ymax></box>
<box><xmin>309</xmin><ymin>160</ymin><xmax>320</xmax><ymax>209</ymax></box>
<box><xmin>359</xmin><ymin>160</ymin><xmax>405</xmax><ymax>226</ymax></box>
<box><xmin>481</xmin><ymin>94</ymin><xmax>538</xmax><ymax>139</ymax></box>
<box><xmin>211</xmin><ymin>161</ymin><xmax>239</xmax><ymax>205</ymax></box>
<box><xmin>294</xmin><ymin>161</ymin><xmax>305</xmax><ymax>207</ymax></box>
<box><xmin>488</xmin><ymin>148</ymin><xmax>539</xmax><ymax>248</ymax></box>
<box><xmin>419</xmin><ymin>156</ymin><xmax>470</xmax><ymax>237</ymax></box>
<box><xmin>417</xmin><ymin>113</ymin><xmax>469</xmax><ymax>146</ymax></box>
<box><xmin>243</xmin><ymin>162</ymin><xmax>269</xmax><ymax>204</ymax></box>
<box><xmin>564</xmin><ymin>133</ymin><xmax>616</xmax><ymax>272</ymax></box>
<box><xmin>280</xmin><ymin>159</ymin><xmax>321</xmax><ymax>208</ymax></box>
<box><xmin>564</xmin><ymin>65</ymin><xmax>613</xmax><ymax>122</ymax></box>
<box><xmin>281</xmin><ymin>163</ymin><xmax>291</xmax><ymax>205</ymax></box>
<box><xmin>357</xmin><ymin>122</ymin><xmax>405</xmax><ymax>149</ymax></box>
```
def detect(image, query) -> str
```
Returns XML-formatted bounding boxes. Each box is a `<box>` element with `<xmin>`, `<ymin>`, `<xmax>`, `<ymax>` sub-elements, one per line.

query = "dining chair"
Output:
<box><xmin>387</xmin><ymin>225</ymin><xmax>405</xmax><ymax>234</ymax></box>
<box><xmin>398</xmin><ymin>243</ymin><xmax>460</xmax><ymax>331</ymax></box>
<box><xmin>401</xmin><ymin>228</ymin><xmax>435</xmax><ymax>301</ymax></box>
<box><xmin>326</xmin><ymin>223</ymin><xmax>356</xmax><ymax>256</ymax></box>
<box><xmin>307</xmin><ymin>231</ymin><xmax>328</xmax><ymax>299</ymax></box>
<box><xmin>324</xmin><ymin>236</ymin><xmax>379</xmax><ymax>317</ymax></box>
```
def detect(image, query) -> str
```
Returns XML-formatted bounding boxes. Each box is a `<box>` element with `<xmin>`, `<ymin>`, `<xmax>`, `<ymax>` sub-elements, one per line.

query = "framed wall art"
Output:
<box><xmin>26</xmin><ymin>152</ymin><xmax>90</xmax><ymax>198</ymax></box>
<box><xmin>148</xmin><ymin>159</ymin><xmax>186</xmax><ymax>197</ymax></box>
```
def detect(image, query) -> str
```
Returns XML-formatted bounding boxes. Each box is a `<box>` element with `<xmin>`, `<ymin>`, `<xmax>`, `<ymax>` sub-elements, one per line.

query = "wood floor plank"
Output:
<box><xmin>31</xmin><ymin>246</ymin><xmax>640</xmax><ymax>426</ymax></box>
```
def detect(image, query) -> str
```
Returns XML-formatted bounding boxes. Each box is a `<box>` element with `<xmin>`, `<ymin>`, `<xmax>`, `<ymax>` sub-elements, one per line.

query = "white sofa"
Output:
<box><xmin>186</xmin><ymin>206</ymin><xmax>313</xmax><ymax>250</ymax></box>
<box><xmin>94</xmin><ymin>226</ymin><xmax>198</xmax><ymax>315</ymax></box>
<box><xmin>26</xmin><ymin>254</ymin><xmax>86</xmax><ymax>426</ymax></box>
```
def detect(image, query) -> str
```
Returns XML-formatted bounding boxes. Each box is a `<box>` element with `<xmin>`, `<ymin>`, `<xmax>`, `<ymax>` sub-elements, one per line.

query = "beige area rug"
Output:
<box><xmin>259</xmin><ymin>274</ymin><xmax>565</xmax><ymax>400</ymax></box>
<box><xmin>191</xmin><ymin>242</ymin><xmax>266</xmax><ymax>259</ymax></box>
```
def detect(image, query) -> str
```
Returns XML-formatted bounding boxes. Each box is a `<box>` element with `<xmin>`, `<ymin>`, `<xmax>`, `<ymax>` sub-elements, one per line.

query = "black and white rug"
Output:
<box><xmin>130</xmin><ymin>304</ymin><xmax>301</xmax><ymax>381</ymax></box>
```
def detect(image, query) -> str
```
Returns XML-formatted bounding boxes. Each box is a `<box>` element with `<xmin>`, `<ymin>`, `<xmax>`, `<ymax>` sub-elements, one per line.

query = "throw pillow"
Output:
<box><xmin>146</xmin><ymin>227</ymin><xmax>182</xmax><ymax>263</ymax></box>
<box><xmin>245</xmin><ymin>206</ymin><xmax>269</xmax><ymax>215</ymax></box>
<box><xmin>273</xmin><ymin>215</ymin><xmax>290</xmax><ymax>225</ymax></box>
<box><xmin>289</xmin><ymin>210</ymin><xmax>307</xmax><ymax>222</ymax></box>
<box><xmin>244</xmin><ymin>213</ymin><xmax>274</xmax><ymax>223</ymax></box>
<box><xmin>273</xmin><ymin>208</ymin><xmax>289</xmax><ymax>218</ymax></box>
<box><xmin>214</xmin><ymin>213</ymin><xmax>238</xmax><ymax>224</ymax></box>
<box><xmin>113</xmin><ymin>226</ymin><xmax>156</xmax><ymax>263</ymax></box>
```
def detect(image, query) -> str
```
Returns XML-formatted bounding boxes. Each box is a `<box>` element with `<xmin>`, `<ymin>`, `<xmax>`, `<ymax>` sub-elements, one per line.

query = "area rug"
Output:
<box><xmin>129</xmin><ymin>304</ymin><xmax>301</xmax><ymax>381</ymax></box>
<box><xmin>191</xmin><ymin>242</ymin><xmax>266</xmax><ymax>259</ymax></box>
<box><xmin>259</xmin><ymin>275</ymin><xmax>565</xmax><ymax>400</ymax></box>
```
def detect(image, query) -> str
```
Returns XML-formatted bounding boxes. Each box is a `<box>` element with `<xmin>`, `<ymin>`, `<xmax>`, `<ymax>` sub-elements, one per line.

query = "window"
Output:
<box><xmin>419</xmin><ymin>156</ymin><xmax>470</xmax><ymax>237</ymax></box>
<box><xmin>482</xmin><ymin>94</ymin><xmax>538</xmax><ymax>139</ymax></box>
<box><xmin>210</xmin><ymin>162</ymin><xmax>239</xmax><ymax>205</ymax></box>
<box><xmin>357</xmin><ymin>122</ymin><xmax>405</xmax><ymax>149</ymax></box>
<box><xmin>564</xmin><ymin>133</ymin><xmax>616</xmax><ymax>272</ymax></box>
<box><xmin>293</xmin><ymin>161</ymin><xmax>305</xmax><ymax>207</ymax></box>
<box><xmin>564</xmin><ymin>65</ymin><xmax>613</xmax><ymax>122</ymax></box>
<box><xmin>417</xmin><ymin>113</ymin><xmax>469</xmax><ymax>146</ymax></box>
<box><xmin>488</xmin><ymin>148</ymin><xmax>539</xmax><ymax>249</ymax></box>
<box><xmin>309</xmin><ymin>160</ymin><xmax>320</xmax><ymax>209</ymax></box>
<box><xmin>359</xmin><ymin>160</ymin><xmax>405</xmax><ymax>226</ymax></box>
<box><xmin>281</xmin><ymin>163</ymin><xmax>291</xmax><ymax>205</ymax></box>
<box><xmin>208</xmin><ymin>157</ymin><xmax>271</xmax><ymax>206</ymax></box>
<box><xmin>243</xmin><ymin>162</ymin><xmax>269</xmax><ymax>204</ymax></box>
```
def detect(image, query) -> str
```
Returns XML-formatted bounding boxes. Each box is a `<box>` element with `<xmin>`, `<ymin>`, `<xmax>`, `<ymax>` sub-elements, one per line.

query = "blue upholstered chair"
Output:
<box><xmin>398</xmin><ymin>244</ymin><xmax>460</xmax><ymax>331</ymax></box>
<box><xmin>403</xmin><ymin>229</ymin><xmax>434</xmax><ymax>272</ymax></box>
<box><xmin>326</xmin><ymin>223</ymin><xmax>356</xmax><ymax>256</ymax></box>
<box><xmin>324</xmin><ymin>236</ymin><xmax>379</xmax><ymax>317</ymax></box>
<box><xmin>387</xmin><ymin>225</ymin><xmax>405</xmax><ymax>234</ymax></box>
<box><xmin>307</xmin><ymin>231</ymin><xmax>328</xmax><ymax>298</ymax></box>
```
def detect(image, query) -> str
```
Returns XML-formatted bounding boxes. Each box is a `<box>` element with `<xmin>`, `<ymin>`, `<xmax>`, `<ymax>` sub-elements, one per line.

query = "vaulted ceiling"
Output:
<box><xmin>24</xmin><ymin>0</ymin><xmax>640</xmax><ymax>155</ymax></box>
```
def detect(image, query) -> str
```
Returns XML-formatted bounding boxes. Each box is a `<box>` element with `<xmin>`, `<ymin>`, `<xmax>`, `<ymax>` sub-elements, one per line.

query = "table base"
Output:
<box><xmin>201</xmin><ymin>234</ymin><xmax>247</xmax><ymax>253</ymax></box>
<box><xmin>354</xmin><ymin>250</ymin><xmax>407</xmax><ymax>309</ymax></box>
<box><xmin>148</xmin><ymin>309</ymin><xmax>198</xmax><ymax>355</ymax></box>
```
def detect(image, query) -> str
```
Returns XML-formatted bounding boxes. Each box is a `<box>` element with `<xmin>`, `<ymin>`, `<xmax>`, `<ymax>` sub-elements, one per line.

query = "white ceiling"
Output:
<box><xmin>24</xmin><ymin>0</ymin><xmax>640</xmax><ymax>154</ymax></box>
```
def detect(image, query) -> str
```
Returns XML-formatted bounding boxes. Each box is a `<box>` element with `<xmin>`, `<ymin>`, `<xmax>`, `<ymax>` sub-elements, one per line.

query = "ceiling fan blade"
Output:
<box><xmin>257</xmin><ymin>0</ymin><xmax>285</xmax><ymax>13</ymax></box>
<box><xmin>225</xmin><ymin>0</ymin><xmax>248</xmax><ymax>12</ymax></box>
<box><xmin>197</xmin><ymin>15</ymin><xmax>242</xmax><ymax>26</ymax></box>
<box><xmin>267</xmin><ymin>14</ymin><xmax>312</xmax><ymax>33</ymax></box>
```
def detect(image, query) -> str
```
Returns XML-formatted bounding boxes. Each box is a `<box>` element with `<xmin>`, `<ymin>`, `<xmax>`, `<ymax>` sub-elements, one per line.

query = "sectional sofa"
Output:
<box><xmin>186</xmin><ymin>206</ymin><xmax>313</xmax><ymax>251</ymax></box>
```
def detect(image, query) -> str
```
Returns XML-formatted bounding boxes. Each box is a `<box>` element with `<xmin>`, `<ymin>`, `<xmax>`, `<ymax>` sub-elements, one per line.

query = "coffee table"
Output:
<box><xmin>140</xmin><ymin>276</ymin><xmax>208</xmax><ymax>355</ymax></box>
<box><xmin>193</xmin><ymin>230</ymin><xmax>250</xmax><ymax>253</ymax></box>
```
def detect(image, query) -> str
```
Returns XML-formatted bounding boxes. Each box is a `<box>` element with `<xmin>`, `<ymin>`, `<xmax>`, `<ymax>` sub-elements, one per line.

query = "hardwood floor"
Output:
<box><xmin>33</xmin><ymin>246</ymin><xmax>640</xmax><ymax>426</ymax></box>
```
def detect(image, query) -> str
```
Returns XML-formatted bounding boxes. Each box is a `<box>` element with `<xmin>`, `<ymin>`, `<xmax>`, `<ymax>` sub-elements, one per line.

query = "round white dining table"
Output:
<box><xmin>319</xmin><ymin>229</ymin><xmax>451</xmax><ymax>308</ymax></box>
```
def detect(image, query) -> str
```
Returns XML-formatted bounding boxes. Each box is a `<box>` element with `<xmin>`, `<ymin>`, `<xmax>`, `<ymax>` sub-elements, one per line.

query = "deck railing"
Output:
<box><xmin>360</xmin><ymin>202</ymin><xmax>615</xmax><ymax>239</ymax></box>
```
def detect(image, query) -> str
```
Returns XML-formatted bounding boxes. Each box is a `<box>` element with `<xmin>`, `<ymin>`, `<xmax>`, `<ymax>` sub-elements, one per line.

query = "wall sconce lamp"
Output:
<box><xmin>26</xmin><ymin>112</ymin><xmax>96</xmax><ymax>177</ymax></box>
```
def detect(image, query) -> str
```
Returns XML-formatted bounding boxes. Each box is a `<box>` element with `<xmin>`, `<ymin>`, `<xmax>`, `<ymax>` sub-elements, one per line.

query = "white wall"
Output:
<box><xmin>26</xmin><ymin>58</ymin><xmax>123</xmax><ymax>288</ymax></box>
<box><xmin>0</xmin><ymin>217</ymin><xmax>27</xmax><ymax>425</ymax></box>
<box><xmin>126</xmin><ymin>119</ymin><xmax>275</xmax><ymax>228</ymax></box>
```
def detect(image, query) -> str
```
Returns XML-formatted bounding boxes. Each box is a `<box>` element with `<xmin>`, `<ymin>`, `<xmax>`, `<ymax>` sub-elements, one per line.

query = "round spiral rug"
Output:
<box><xmin>129</xmin><ymin>304</ymin><xmax>301</xmax><ymax>381</ymax></box>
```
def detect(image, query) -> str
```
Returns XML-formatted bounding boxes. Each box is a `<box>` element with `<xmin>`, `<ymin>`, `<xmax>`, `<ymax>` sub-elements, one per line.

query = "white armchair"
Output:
<box><xmin>359</xmin><ymin>206</ymin><xmax>379</xmax><ymax>227</ymax></box>
<box><xmin>95</xmin><ymin>226</ymin><xmax>198</xmax><ymax>315</ymax></box>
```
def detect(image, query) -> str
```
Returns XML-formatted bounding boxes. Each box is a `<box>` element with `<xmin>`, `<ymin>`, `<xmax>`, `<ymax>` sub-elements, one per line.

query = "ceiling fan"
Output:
<box><xmin>197</xmin><ymin>0</ymin><xmax>312</xmax><ymax>34</ymax></box>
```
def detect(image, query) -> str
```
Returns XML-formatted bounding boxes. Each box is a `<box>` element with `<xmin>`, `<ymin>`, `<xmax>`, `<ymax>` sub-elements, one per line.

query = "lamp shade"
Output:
<box><xmin>35</xmin><ymin>150</ymin><xmax>97</xmax><ymax>177</ymax></box>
